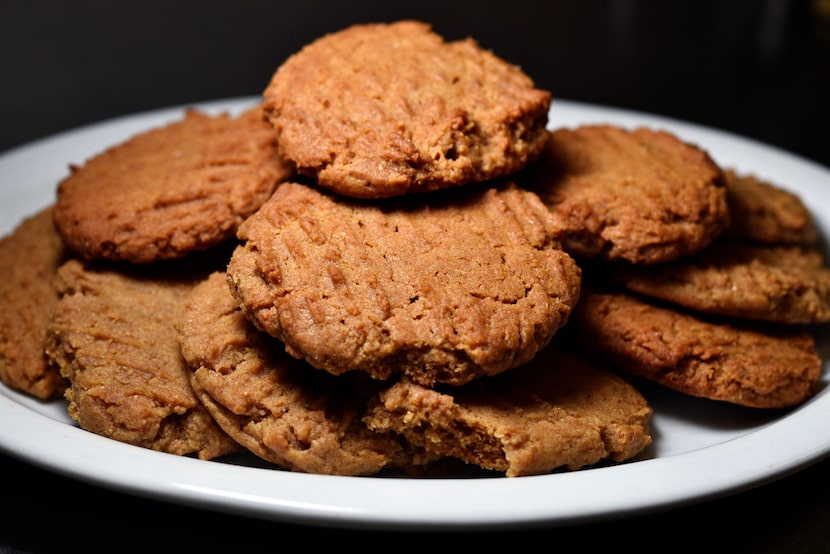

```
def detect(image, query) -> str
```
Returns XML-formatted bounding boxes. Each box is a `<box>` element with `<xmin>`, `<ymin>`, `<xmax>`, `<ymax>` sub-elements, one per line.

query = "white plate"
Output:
<box><xmin>1</xmin><ymin>97</ymin><xmax>829</xmax><ymax>531</ymax></box>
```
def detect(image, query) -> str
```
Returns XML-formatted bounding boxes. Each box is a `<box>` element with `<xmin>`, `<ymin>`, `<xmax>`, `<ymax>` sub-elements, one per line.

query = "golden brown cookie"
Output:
<box><xmin>614</xmin><ymin>242</ymin><xmax>830</xmax><ymax>324</ymax></box>
<box><xmin>45</xmin><ymin>258</ymin><xmax>240</xmax><ymax>460</ymax></box>
<box><xmin>53</xmin><ymin>106</ymin><xmax>293</xmax><ymax>263</ymax></box>
<box><xmin>364</xmin><ymin>345</ymin><xmax>652</xmax><ymax>477</ymax></box>
<box><xmin>0</xmin><ymin>206</ymin><xmax>69</xmax><ymax>399</ymax></box>
<box><xmin>523</xmin><ymin>125</ymin><xmax>729</xmax><ymax>264</ymax></box>
<box><xmin>567</xmin><ymin>287</ymin><xmax>822</xmax><ymax>409</ymax></box>
<box><xmin>177</xmin><ymin>271</ymin><xmax>436</xmax><ymax>475</ymax></box>
<box><xmin>227</xmin><ymin>181</ymin><xmax>581</xmax><ymax>387</ymax></box>
<box><xmin>263</xmin><ymin>20</ymin><xmax>551</xmax><ymax>198</ymax></box>
<box><xmin>723</xmin><ymin>169</ymin><xmax>819</xmax><ymax>245</ymax></box>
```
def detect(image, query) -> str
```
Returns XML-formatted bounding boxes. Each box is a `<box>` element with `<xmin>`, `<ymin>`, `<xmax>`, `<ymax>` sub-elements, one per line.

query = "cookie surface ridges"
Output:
<box><xmin>525</xmin><ymin>125</ymin><xmax>729</xmax><ymax>264</ymax></box>
<box><xmin>263</xmin><ymin>20</ymin><xmax>551</xmax><ymax>198</ymax></box>
<box><xmin>227</xmin><ymin>181</ymin><xmax>581</xmax><ymax>386</ymax></box>
<box><xmin>178</xmin><ymin>271</ymin><xmax>433</xmax><ymax>475</ymax></box>
<box><xmin>53</xmin><ymin>106</ymin><xmax>293</xmax><ymax>263</ymax></box>
<box><xmin>45</xmin><ymin>258</ymin><xmax>241</xmax><ymax>460</ymax></box>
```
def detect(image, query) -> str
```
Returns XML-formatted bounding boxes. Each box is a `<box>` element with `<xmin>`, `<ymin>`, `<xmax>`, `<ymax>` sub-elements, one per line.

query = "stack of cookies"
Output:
<box><xmin>517</xmin><ymin>125</ymin><xmax>827</xmax><ymax>409</ymax></box>
<box><xmin>0</xmin><ymin>21</ymin><xmax>827</xmax><ymax>478</ymax></box>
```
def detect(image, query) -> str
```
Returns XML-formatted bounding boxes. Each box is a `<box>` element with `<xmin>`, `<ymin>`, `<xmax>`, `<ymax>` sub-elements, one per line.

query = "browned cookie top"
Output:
<box><xmin>364</xmin><ymin>345</ymin><xmax>652</xmax><ymax>477</ymax></box>
<box><xmin>45</xmin><ymin>258</ymin><xmax>240</xmax><ymax>460</ymax></box>
<box><xmin>227</xmin><ymin>181</ymin><xmax>581</xmax><ymax>387</ymax></box>
<box><xmin>615</xmin><ymin>242</ymin><xmax>830</xmax><ymax>324</ymax></box>
<box><xmin>568</xmin><ymin>288</ymin><xmax>822</xmax><ymax>409</ymax></box>
<box><xmin>524</xmin><ymin>125</ymin><xmax>729</xmax><ymax>264</ymax></box>
<box><xmin>263</xmin><ymin>21</ymin><xmax>551</xmax><ymax>198</ymax></box>
<box><xmin>723</xmin><ymin>169</ymin><xmax>818</xmax><ymax>245</ymax></box>
<box><xmin>177</xmin><ymin>271</ymin><xmax>432</xmax><ymax>475</ymax></box>
<box><xmin>0</xmin><ymin>206</ymin><xmax>69</xmax><ymax>399</ymax></box>
<box><xmin>53</xmin><ymin>106</ymin><xmax>293</xmax><ymax>263</ymax></box>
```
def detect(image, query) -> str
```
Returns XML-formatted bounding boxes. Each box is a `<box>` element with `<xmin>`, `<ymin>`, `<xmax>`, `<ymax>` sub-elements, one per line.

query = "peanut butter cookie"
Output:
<box><xmin>723</xmin><ymin>169</ymin><xmax>818</xmax><ymax>245</ymax></box>
<box><xmin>45</xmin><ymin>258</ymin><xmax>240</xmax><ymax>459</ymax></box>
<box><xmin>177</xmin><ymin>271</ymin><xmax>435</xmax><ymax>475</ymax></box>
<box><xmin>0</xmin><ymin>206</ymin><xmax>69</xmax><ymax>399</ymax></box>
<box><xmin>523</xmin><ymin>125</ymin><xmax>729</xmax><ymax>264</ymax></box>
<box><xmin>615</xmin><ymin>242</ymin><xmax>830</xmax><ymax>324</ymax></box>
<box><xmin>227</xmin><ymin>181</ymin><xmax>581</xmax><ymax>387</ymax></box>
<box><xmin>364</xmin><ymin>345</ymin><xmax>652</xmax><ymax>477</ymax></box>
<box><xmin>568</xmin><ymin>287</ymin><xmax>822</xmax><ymax>408</ymax></box>
<box><xmin>263</xmin><ymin>21</ymin><xmax>551</xmax><ymax>198</ymax></box>
<box><xmin>53</xmin><ymin>106</ymin><xmax>293</xmax><ymax>263</ymax></box>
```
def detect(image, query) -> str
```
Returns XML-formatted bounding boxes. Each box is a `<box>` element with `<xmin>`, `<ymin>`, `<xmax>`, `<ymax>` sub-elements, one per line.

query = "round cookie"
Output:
<box><xmin>0</xmin><ymin>206</ymin><xmax>69</xmax><ymax>399</ymax></box>
<box><xmin>226</xmin><ymin>181</ymin><xmax>582</xmax><ymax>387</ymax></box>
<box><xmin>262</xmin><ymin>20</ymin><xmax>551</xmax><ymax>198</ymax></box>
<box><xmin>723</xmin><ymin>169</ymin><xmax>819</xmax><ymax>245</ymax></box>
<box><xmin>177</xmin><ymin>271</ymin><xmax>433</xmax><ymax>476</ymax></box>
<box><xmin>364</xmin><ymin>345</ymin><xmax>653</xmax><ymax>477</ymax></box>
<box><xmin>53</xmin><ymin>106</ymin><xmax>293</xmax><ymax>263</ymax></box>
<box><xmin>523</xmin><ymin>125</ymin><xmax>729</xmax><ymax>264</ymax></box>
<box><xmin>45</xmin><ymin>258</ymin><xmax>240</xmax><ymax>460</ymax></box>
<box><xmin>567</xmin><ymin>287</ymin><xmax>822</xmax><ymax>409</ymax></box>
<box><xmin>615</xmin><ymin>242</ymin><xmax>830</xmax><ymax>324</ymax></box>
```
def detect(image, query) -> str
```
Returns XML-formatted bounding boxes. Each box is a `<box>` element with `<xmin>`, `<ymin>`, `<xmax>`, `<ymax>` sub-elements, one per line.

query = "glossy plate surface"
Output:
<box><xmin>0</xmin><ymin>98</ymin><xmax>828</xmax><ymax>530</ymax></box>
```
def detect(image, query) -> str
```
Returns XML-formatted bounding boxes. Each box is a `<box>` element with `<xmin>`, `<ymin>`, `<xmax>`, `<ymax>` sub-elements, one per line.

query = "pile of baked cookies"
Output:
<box><xmin>1</xmin><ymin>21</ymin><xmax>828</xmax><ymax>477</ymax></box>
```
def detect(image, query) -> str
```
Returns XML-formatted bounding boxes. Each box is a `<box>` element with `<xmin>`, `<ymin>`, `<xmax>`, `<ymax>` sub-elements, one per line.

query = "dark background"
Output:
<box><xmin>2</xmin><ymin>1</ymin><xmax>829</xmax><ymax>168</ymax></box>
<box><xmin>1</xmin><ymin>1</ymin><xmax>829</xmax><ymax>552</ymax></box>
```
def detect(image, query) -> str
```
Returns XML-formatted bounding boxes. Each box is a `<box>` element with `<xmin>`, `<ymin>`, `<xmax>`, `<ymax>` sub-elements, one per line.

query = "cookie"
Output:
<box><xmin>615</xmin><ymin>242</ymin><xmax>830</xmax><ymax>324</ymax></box>
<box><xmin>177</xmin><ymin>271</ymin><xmax>437</xmax><ymax>475</ymax></box>
<box><xmin>567</xmin><ymin>287</ymin><xmax>822</xmax><ymax>408</ymax></box>
<box><xmin>0</xmin><ymin>206</ymin><xmax>69</xmax><ymax>399</ymax></box>
<box><xmin>53</xmin><ymin>105</ymin><xmax>293</xmax><ymax>263</ymax></box>
<box><xmin>262</xmin><ymin>20</ymin><xmax>551</xmax><ymax>198</ymax></box>
<box><xmin>723</xmin><ymin>169</ymin><xmax>819</xmax><ymax>245</ymax></box>
<box><xmin>45</xmin><ymin>258</ymin><xmax>240</xmax><ymax>460</ymax></box>
<box><xmin>364</xmin><ymin>345</ymin><xmax>652</xmax><ymax>477</ymax></box>
<box><xmin>522</xmin><ymin>125</ymin><xmax>729</xmax><ymax>264</ymax></box>
<box><xmin>227</xmin><ymin>181</ymin><xmax>581</xmax><ymax>387</ymax></box>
